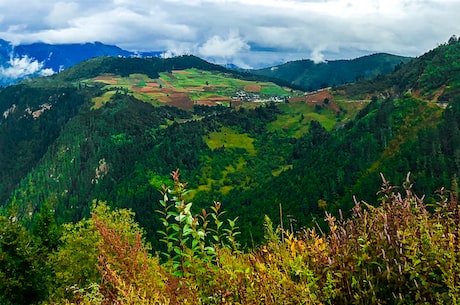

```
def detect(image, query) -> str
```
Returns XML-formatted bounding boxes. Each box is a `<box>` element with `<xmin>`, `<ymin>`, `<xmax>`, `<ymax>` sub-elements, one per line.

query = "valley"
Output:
<box><xmin>1</xmin><ymin>38</ymin><xmax>460</xmax><ymax>304</ymax></box>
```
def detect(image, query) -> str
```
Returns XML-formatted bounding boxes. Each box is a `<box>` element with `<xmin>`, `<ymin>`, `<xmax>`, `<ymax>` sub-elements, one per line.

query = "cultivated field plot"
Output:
<box><xmin>89</xmin><ymin>69</ymin><xmax>294</xmax><ymax>110</ymax></box>
<box><xmin>204</xmin><ymin>126</ymin><xmax>256</xmax><ymax>155</ymax></box>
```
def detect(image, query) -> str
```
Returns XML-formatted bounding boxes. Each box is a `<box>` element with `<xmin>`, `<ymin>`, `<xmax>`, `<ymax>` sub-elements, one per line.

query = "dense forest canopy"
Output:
<box><xmin>1</xmin><ymin>37</ymin><xmax>460</xmax><ymax>304</ymax></box>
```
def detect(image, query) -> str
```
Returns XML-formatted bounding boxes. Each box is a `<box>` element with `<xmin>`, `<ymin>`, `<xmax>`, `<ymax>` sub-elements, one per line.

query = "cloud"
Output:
<box><xmin>310</xmin><ymin>48</ymin><xmax>326</xmax><ymax>64</ymax></box>
<box><xmin>1</xmin><ymin>0</ymin><xmax>460</xmax><ymax>68</ymax></box>
<box><xmin>0</xmin><ymin>54</ymin><xmax>55</xmax><ymax>80</ymax></box>
<box><xmin>40</xmin><ymin>68</ymin><xmax>56</xmax><ymax>77</ymax></box>
<box><xmin>198</xmin><ymin>33</ymin><xmax>249</xmax><ymax>58</ymax></box>
<box><xmin>45</xmin><ymin>2</ymin><xmax>81</xmax><ymax>27</ymax></box>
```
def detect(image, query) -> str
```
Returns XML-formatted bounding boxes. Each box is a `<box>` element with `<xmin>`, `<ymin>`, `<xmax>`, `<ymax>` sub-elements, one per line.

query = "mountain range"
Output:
<box><xmin>0</xmin><ymin>38</ymin><xmax>411</xmax><ymax>90</ymax></box>
<box><xmin>0</xmin><ymin>38</ymin><xmax>163</xmax><ymax>86</ymax></box>
<box><xmin>1</xmin><ymin>36</ymin><xmax>460</xmax><ymax>250</ymax></box>
<box><xmin>2</xmin><ymin>34</ymin><xmax>460</xmax><ymax>304</ymax></box>
<box><xmin>252</xmin><ymin>53</ymin><xmax>413</xmax><ymax>91</ymax></box>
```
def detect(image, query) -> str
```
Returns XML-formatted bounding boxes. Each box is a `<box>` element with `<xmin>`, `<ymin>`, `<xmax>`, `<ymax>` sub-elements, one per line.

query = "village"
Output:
<box><xmin>232</xmin><ymin>89</ymin><xmax>287</xmax><ymax>103</ymax></box>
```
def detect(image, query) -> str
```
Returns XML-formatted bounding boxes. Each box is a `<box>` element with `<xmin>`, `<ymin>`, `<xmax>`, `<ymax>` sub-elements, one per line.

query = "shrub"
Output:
<box><xmin>50</xmin><ymin>171</ymin><xmax>460</xmax><ymax>304</ymax></box>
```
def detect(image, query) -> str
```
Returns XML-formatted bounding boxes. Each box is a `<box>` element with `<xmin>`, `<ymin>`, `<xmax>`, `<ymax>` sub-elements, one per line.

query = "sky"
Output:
<box><xmin>0</xmin><ymin>0</ymin><xmax>459</xmax><ymax>69</ymax></box>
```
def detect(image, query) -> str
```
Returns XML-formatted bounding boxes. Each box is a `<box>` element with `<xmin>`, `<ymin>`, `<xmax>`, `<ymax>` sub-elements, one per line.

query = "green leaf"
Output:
<box><xmin>168</xmin><ymin>211</ymin><xmax>179</xmax><ymax>218</ymax></box>
<box><xmin>157</xmin><ymin>230</ymin><xmax>167</xmax><ymax>237</ymax></box>
<box><xmin>183</xmin><ymin>261</ymin><xmax>192</xmax><ymax>268</ymax></box>
<box><xmin>184</xmin><ymin>202</ymin><xmax>193</xmax><ymax>214</ymax></box>
<box><xmin>191</xmin><ymin>239</ymin><xmax>199</xmax><ymax>249</ymax></box>
<box><xmin>351</xmin><ymin>276</ymin><xmax>358</xmax><ymax>288</ymax></box>
<box><xmin>170</xmin><ymin>224</ymin><xmax>180</xmax><ymax>232</ymax></box>
<box><xmin>205</xmin><ymin>246</ymin><xmax>216</xmax><ymax>253</ymax></box>
<box><xmin>183</xmin><ymin>224</ymin><xmax>192</xmax><ymax>235</ymax></box>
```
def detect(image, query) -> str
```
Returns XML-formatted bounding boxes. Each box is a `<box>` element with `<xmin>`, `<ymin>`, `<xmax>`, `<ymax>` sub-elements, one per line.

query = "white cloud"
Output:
<box><xmin>40</xmin><ymin>68</ymin><xmax>56</xmax><ymax>77</ymax></box>
<box><xmin>45</xmin><ymin>2</ymin><xmax>80</xmax><ymax>27</ymax></box>
<box><xmin>310</xmin><ymin>48</ymin><xmax>326</xmax><ymax>64</ymax></box>
<box><xmin>0</xmin><ymin>0</ymin><xmax>460</xmax><ymax>67</ymax></box>
<box><xmin>198</xmin><ymin>33</ymin><xmax>249</xmax><ymax>58</ymax></box>
<box><xmin>0</xmin><ymin>55</ymin><xmax>54</xmax><ymax>80</ymax></box>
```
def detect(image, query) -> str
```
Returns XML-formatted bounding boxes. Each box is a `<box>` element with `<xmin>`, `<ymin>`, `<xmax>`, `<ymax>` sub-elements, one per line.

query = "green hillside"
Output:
<box><xmin>251</xmin><ymin>53</ymin><xmax>413</xmax><ymax>91</ymax></box>
<box><xmin>1</xmin><ymin>39</ymin><xmax>460</xmax><ymax>304</ymax></box>
<box><xmin>1</xmin><ymin>43</ymin><xmax>459</xmax><ymax>244</ymax></box>
<box><xmin>340</xmin><ymin>36</ymin><xmax>460</xmax><ymax>101</ymax></box>
<box><xmin>1</xmin><ymin>55</ymin><xmax>356</xmax><ymax>244</ymax></box>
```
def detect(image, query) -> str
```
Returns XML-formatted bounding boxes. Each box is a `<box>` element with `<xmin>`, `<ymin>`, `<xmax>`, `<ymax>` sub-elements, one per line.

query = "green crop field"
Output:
<box><xmin>204</xmin><ymin>126</ymin><xmax>256</xmax><ymax>155</ymax></box>
<box><xmin>269</xmin><ymin>102</ymin><xmax>338</xmax><ymax>137</ymax></box>
<box><xmin>161</xmin><ymin>69</ymin><xmax>293</xmax><ymax>97</ymax></box>
<box><xmin>88</xmin><ymin>69</ymin><xmax>298</xmax><ymax>110</ymax></box>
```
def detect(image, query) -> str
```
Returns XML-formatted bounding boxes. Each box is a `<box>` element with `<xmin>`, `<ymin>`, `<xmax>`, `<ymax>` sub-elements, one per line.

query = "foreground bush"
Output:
<box><xmin>47</xmin><ymin>172</ymin><xmax>459</xmax><ymax>304</ymax></box>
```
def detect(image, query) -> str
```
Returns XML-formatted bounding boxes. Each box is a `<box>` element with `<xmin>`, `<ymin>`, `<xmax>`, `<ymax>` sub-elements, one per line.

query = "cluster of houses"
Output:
<box><xmin>232</xmin><ymin>90</ymin><xmax>287</xmax><ymax>103</ymax></box>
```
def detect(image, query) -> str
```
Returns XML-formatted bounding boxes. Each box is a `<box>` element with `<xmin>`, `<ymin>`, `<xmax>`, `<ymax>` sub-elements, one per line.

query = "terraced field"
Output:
<box><xmin>89</xmin><ymin>68</ymin><xmax>296</xmax><ymax>109</ymax></box>
<box><xmin>87</xmin><ymin>69</ymin><xmax>368</xmax><ymax>139</ymax></box>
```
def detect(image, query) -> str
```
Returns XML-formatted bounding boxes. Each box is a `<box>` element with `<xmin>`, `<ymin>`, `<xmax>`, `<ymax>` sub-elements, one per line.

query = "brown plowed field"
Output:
<box><xmin>131</xmin><ymin>86</ymin><xmax>159</xmax><ymax>93</ymax></box>
<box><xmin>244</xmin><ymin>85</ymin><xmax>261</xmax><ymax>92</ymax></box>
<box><xmin>289</xmin><ymin>89</ymin><xmax>340</xmax><ymax>113</ymax></box>
<box><xmin>172</xmin><ymin>70</ymin><xmax>191</xmax><ymax>74</ymax></box>
<box><xmin>167</xmin><ymin>93</ymin><xmax>194</xmax><ymax>110</ymax></box>
<box><xmin>94</xmin><ymin>75</ymin><xmax>118</xmax><ymax>85</ymax></box>
<box><xmin>196</xmin><ymin>96</ymin><xmax>231</xmax><ymax>106</ymax></box>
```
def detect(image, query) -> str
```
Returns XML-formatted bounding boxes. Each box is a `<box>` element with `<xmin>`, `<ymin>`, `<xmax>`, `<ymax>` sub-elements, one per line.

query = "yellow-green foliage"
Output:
<box><xmin>49</xmin><ymin>201</ymin><xmax>167</xmax><ymax>304</ymax></box>
<box><xmin>334</xmin><ymin>99</ymin><xmax>369</xmax><ymax>120</ymax></box>
<box><xmin>204</xmin><ymin>126</ymin><xmax>256</xmax><ymax>155</ymax></box>
<box><xmin>91</xmin><ymin>91</ymin><xmax>116</xmax><ymax>109</ymax></box>
<box><xmin>269</xmin><ymin>102</ymin><xmax>338</xmax><ymax>137</ymax></box>
<box><xmin>48</xmin><ymin>173</ymin><xmax>460</xmax><ymax>305</ymax></box>
<box><xmin>199</xmin><ymin>127</ymin><xmax>256</xmax><ymax>195</ymax></box>
<box><xmin>197</xmin><ymin>157</ymin><xmax>248</xmax><ymax>195</ymax></box>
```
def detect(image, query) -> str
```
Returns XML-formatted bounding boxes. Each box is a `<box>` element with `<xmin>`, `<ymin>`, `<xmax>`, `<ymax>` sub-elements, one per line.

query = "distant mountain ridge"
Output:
<box><xmin>1</xmin><ymin>37</ymin><xmax>413</xmax><ymax>89</ymax></box>
<box><xmin>251</xmin><ymin>53</ymin><xmax>413</xmax><ymax>91</ymax></box>
<box><xmin>0</xmin><ymin>38</ymin><xmax>163</xmax><ymax>86</ymax></box>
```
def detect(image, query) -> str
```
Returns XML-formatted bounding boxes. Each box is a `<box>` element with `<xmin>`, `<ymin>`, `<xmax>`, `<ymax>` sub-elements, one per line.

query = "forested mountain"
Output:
<box><xmin>1</xmin><ymin>38</ymin><xmax>460</xmax><ymax>304</ymax></box>
<box><xmin>340</xmin><ymin>36</ymin><xmax>460</xmax><ymax>101</ymax></box>
<box><xmin>251</xmin><ymin>53</ymin><xmax>413</xmax><ymax>91</ymax></box>
<box><xmin>0</xmin><ymin>38</ymin><xmax>163</xmax><ymax>86</ymax></box>
<box><xmin>1</xmin><ymin>40</ymin><xmax>460</xmax><ymax>243</ymax></box>
<box><xmin>229</xmin><ymin>38</ymin><xmax>460</xmax><ymax>243</ymax></box>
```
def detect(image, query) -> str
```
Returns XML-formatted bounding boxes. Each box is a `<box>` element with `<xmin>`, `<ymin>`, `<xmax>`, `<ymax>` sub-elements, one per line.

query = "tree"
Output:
<box><xmin>33</xmin><ymin>202</ymin><xmax>61</xmax><ymax>251</ymax></box>
<box><xmin>50</xmin><ymin>201</ymin><xmax>163</xmax><ymax>303</ymax></box>
<box><xmin>448</xmin><ymin>34</ymin><xmax>458</xmax><ymax>45</ymax></box>
<box><xmin>50</xmin><ymin>213</ymin><xmax>101</xmax><ymax>301</ymax></box>
<box><xmin>0</xmin><ymin>216</ymin><xmax>48</xmax><ymax>304</ymax></box>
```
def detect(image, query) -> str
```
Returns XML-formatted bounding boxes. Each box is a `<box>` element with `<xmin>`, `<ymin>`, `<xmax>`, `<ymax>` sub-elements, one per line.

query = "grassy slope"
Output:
<box><xmin>204</xmin><ymin>126</ymin><xmax>256</xmax><ymax>154</ymax></box>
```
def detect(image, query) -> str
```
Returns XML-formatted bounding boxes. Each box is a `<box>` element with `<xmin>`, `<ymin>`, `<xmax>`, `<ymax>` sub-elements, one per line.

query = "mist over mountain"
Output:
<box><xmin>0</xmin><ymin>37</ymin><xmax>416</xmax><ymax>90</ymax></box>
<box><xmin>0</xmin><ymin>38</ymin><xmax>163</xmax><ymax>86</ymax></box>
